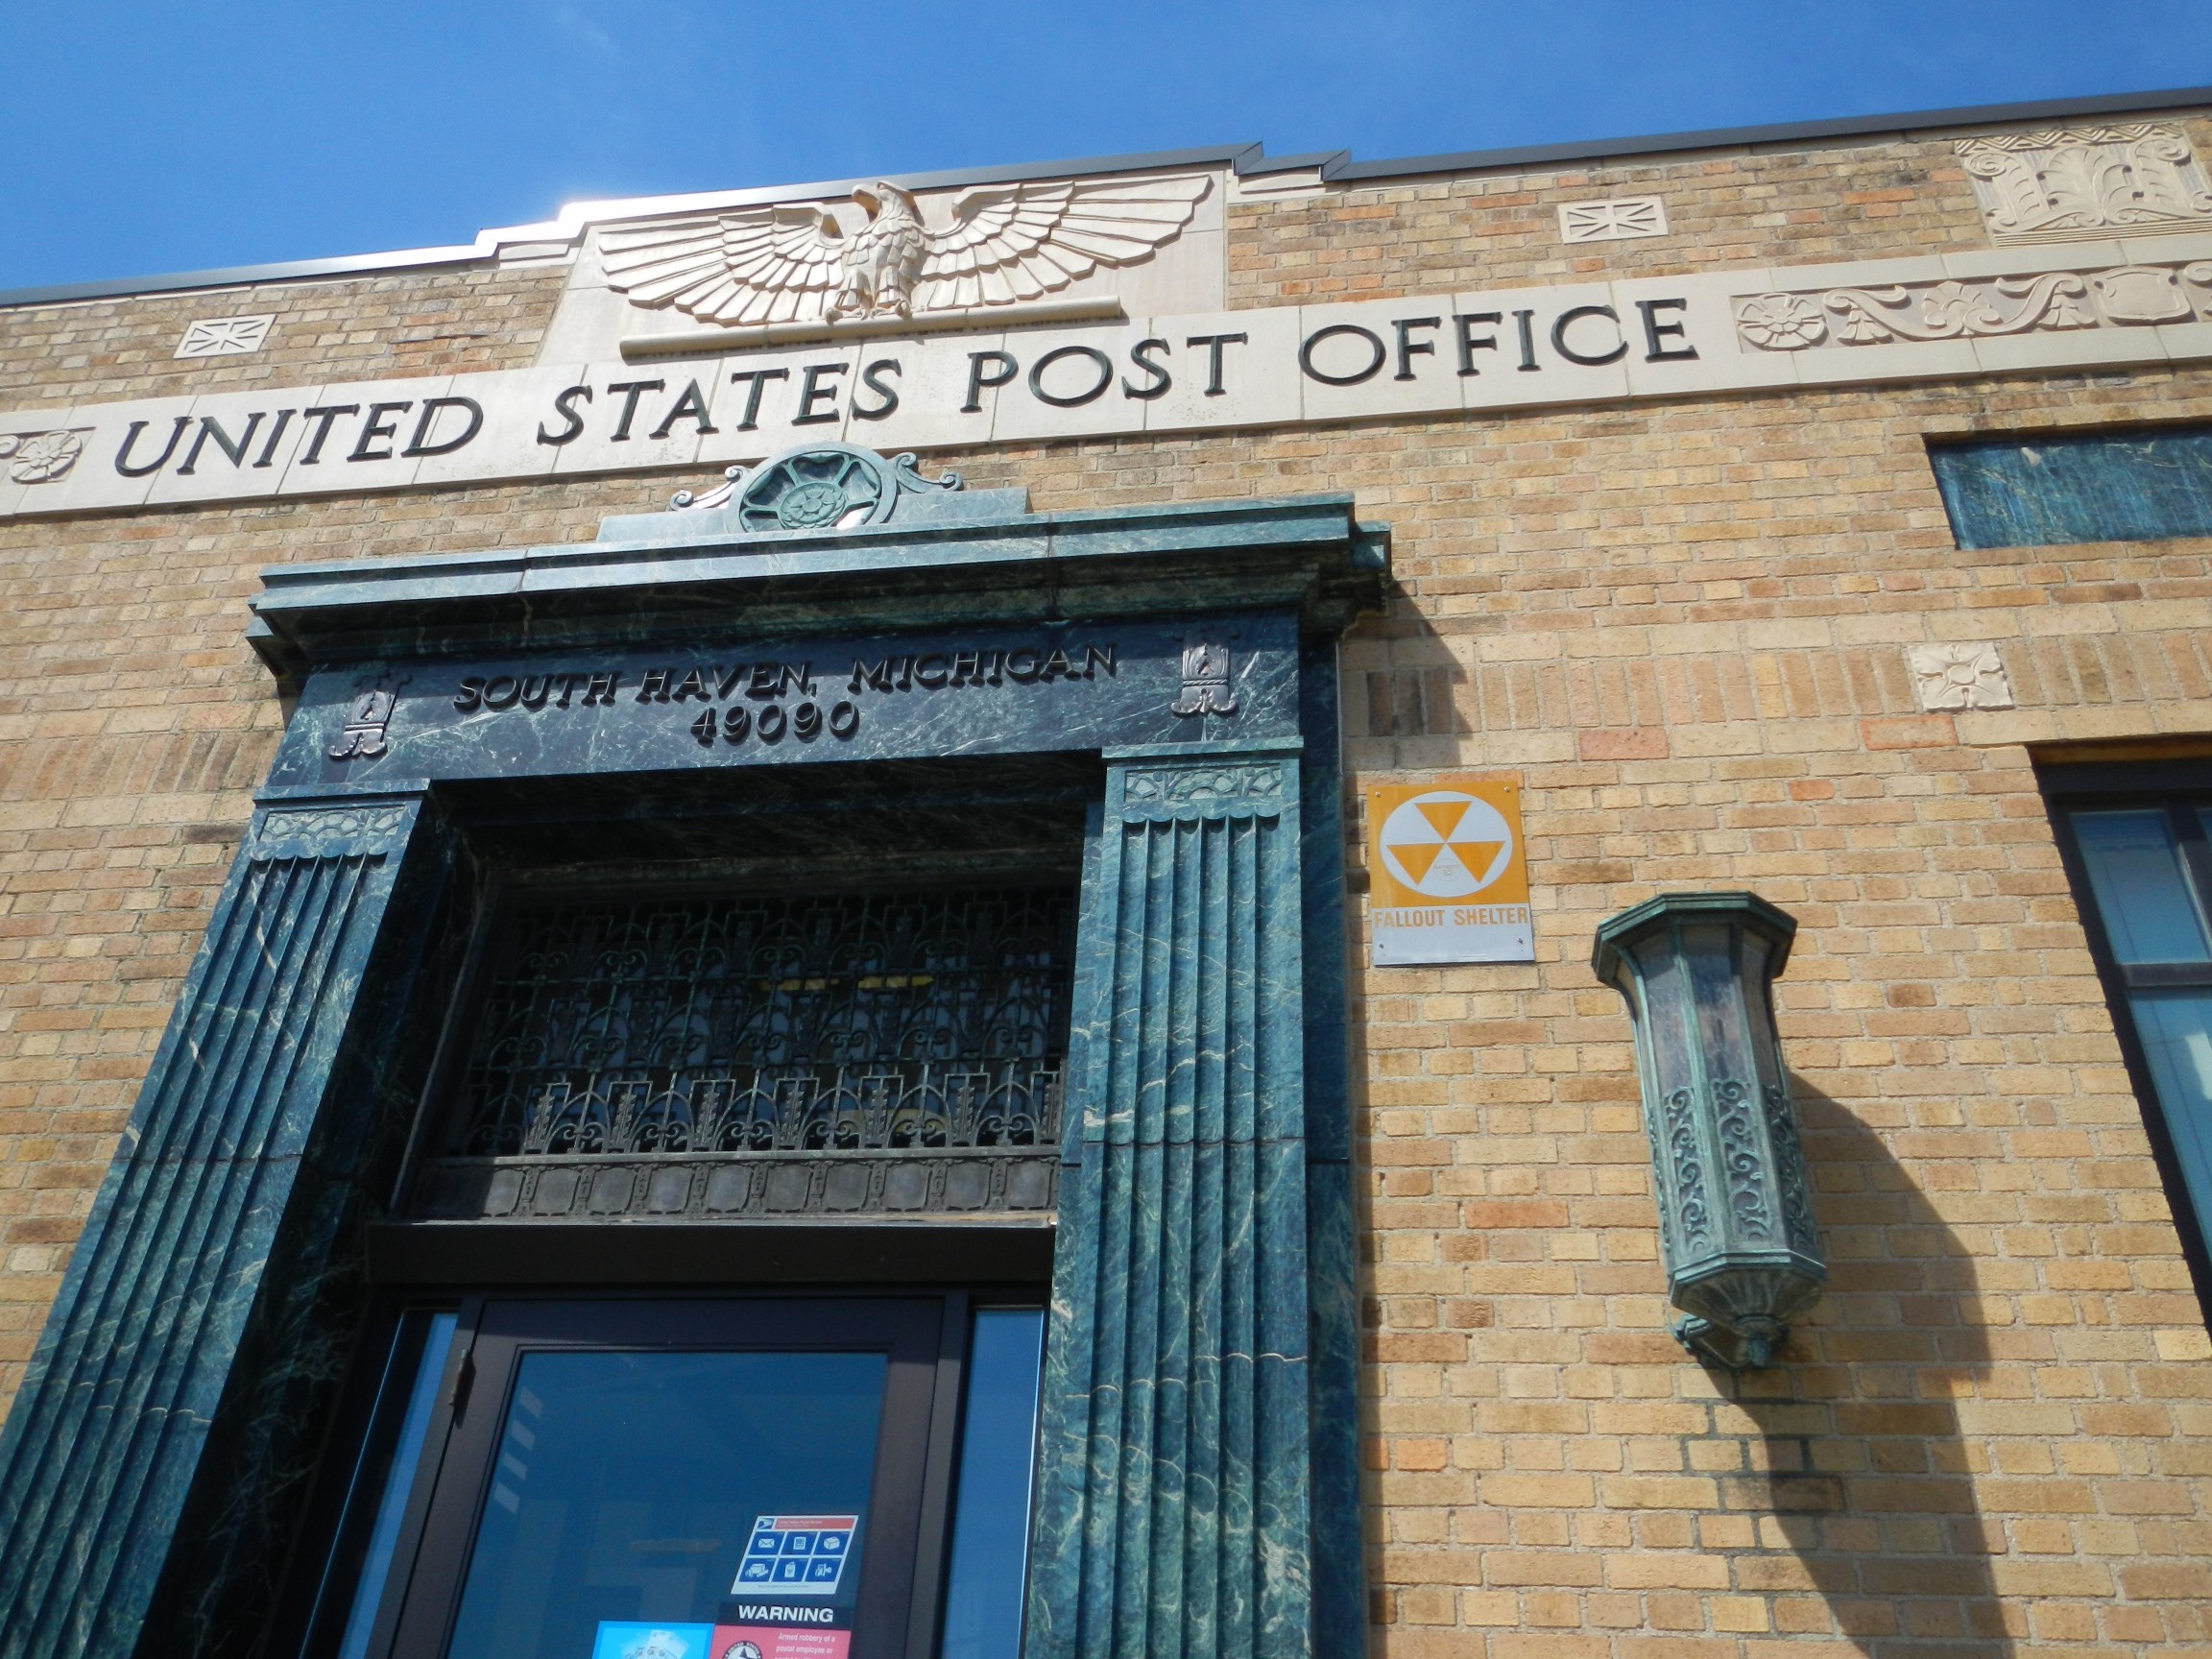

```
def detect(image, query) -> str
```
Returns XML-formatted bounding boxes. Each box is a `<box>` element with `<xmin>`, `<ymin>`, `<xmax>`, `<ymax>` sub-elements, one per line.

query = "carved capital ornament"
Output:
<box><xmin>1958</xmin><ymin>123</ymin><xmax>2212</xmax><ymax>244</ymax></box>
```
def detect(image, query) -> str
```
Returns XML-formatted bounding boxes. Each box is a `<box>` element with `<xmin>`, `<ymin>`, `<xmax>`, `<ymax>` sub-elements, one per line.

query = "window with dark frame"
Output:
<box><xmin>285</xmin><ymin>876</ymin><xmax>1063</xmax><ymax>1659</ymax></box>
<box><xmin>2044</xmin><ymin>771</ymin><xmax>2212</xmax><ymax>1313</ymax></box>
<box><xmin>297</xmin><ymin>1296</ymin><xmax>1044</xmax><ymax>1659</ymax></box>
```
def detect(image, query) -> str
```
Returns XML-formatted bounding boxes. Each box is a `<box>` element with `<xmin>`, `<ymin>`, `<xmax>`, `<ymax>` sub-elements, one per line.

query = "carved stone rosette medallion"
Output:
<box><xmin>0</xmin><ymin>430</ymin><xmax>84</xmax><ymax>485</ymax></box>
<box><xmin>1907</xmin><ymin>642</ymin><xmax>2015</xmax><ymax>711</ymax></box>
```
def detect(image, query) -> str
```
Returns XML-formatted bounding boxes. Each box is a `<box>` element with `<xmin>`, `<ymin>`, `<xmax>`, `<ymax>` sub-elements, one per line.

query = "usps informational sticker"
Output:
<box><xmin>731</xmin><ymin>1516</ymin><xmax>858</xmax><ymax>1597</ymax></box>
<box><xmin>1365</xmin><ymin>776</ymin><xmax>1534</xmax><ymax>966</ymax></box>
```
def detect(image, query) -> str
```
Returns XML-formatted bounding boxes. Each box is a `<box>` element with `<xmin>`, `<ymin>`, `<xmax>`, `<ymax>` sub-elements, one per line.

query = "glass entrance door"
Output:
<box><xmin>371</xmin><ymin>1299</ymin><xmax>944</xmax><ymax>1659</ymax></box>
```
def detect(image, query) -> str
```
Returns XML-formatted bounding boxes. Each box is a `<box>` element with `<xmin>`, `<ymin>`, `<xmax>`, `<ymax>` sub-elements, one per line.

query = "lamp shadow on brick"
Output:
<box><xmin>1717</xmin><ymin>1079</ymin><xmax>2013</xmax><ymax>1659</ymax></box>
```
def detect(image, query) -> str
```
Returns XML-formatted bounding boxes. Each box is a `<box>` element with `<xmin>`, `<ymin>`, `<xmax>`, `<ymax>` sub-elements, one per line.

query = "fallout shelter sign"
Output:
<box><xmin>1366</xmin><ymin>775</ymin><xmax>1534</xmax><ymax>966</ymax></box>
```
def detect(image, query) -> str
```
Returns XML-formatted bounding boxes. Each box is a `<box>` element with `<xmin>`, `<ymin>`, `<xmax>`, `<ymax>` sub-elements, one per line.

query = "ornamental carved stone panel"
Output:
<box><xmin>1557</xmin><ymin>197</ymin><xmax>1668</xmax><ymax>244</ymax></box>
<box><xmin>0</xmin><ymin>430</ymin><xmax>84</xmax><ymax>485</ymax></box>
<box><xmin>1732</xmin><ymin>256</ymin><xmax>2212</xmax><ymax>351</ymax></box>
<box><xmin>174</xmin><ymin>314</ymin><xmax>276</xmax><ymax>358</ymax></box>
<box><xmin>1957</xmin><ymin>123</ymin><xmax>2212</xmax><ymax>245</ymax></box>
<box><xmin>1907</xmin><ymin>642</ymin><xmax>2015</xmax><ymax>712</ymax></box>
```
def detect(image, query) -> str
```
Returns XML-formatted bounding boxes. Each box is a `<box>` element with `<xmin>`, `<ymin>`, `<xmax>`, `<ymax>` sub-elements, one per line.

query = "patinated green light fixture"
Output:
<box><xmin>1592</xmin><ymin>892</ymin><xmax>1824</xmax><ymax>1369</ymax></box>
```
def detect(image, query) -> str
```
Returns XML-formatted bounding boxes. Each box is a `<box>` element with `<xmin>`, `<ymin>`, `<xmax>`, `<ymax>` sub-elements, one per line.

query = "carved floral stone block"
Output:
<box><xmin>1734</xmin><ymin>293</ymin><xmax>1828</xmax><ymax>349</ymax></box>
<box><xmin>1957</xmin><ymin>123</ymin><xmax>2212</xmax><ymax>244</ymax></box>
<box><xmin>0</xmin><ymin>430</ymin><xmax>84</xmax><ymax>485</ymax></box>
<box><xmin>1908</xmin><ymin>642</ymin><xmax>2015</xmax><ymax>711</ymax></box>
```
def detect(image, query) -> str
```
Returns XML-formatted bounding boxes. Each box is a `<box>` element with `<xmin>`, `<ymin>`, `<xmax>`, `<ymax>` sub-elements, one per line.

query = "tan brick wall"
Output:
<box><xmin>6</xmin><ymin>116</ymin><xmax>2212</xmax><ymax>1659</ymax></box>
<box><xmin>0</xmin><ymin>260</ymin><xmax>567</xmax><ymax>410</ymax></box>
<box><xmin>1223</xmin><ymin>115</ymin><xmax>2212</xmax><ymax>306</ymax></box>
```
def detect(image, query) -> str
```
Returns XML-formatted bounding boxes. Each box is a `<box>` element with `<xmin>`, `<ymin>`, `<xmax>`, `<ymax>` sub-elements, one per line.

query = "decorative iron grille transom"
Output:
<box><xmin>412</xmin><ymin>887</ymin><xmax>1072</xmax><ymax>1221</ymax></box>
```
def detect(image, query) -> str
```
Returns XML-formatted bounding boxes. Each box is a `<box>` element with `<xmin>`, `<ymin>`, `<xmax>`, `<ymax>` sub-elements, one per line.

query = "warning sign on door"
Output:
<box><xmin>1365</xmin><ymin>775</ymin><xmax>1533</xmax><ymax>966</ymax></box>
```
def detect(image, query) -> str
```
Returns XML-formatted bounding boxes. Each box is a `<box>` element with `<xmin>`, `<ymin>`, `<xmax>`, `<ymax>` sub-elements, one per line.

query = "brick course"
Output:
<box><xmin>0</xmin><ymin>261</ymin><xmax>565</xmax><ymax>411</ymax></box>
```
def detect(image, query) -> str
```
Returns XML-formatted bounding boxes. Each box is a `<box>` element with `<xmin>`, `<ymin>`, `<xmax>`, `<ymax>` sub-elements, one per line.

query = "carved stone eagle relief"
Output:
<box><xmin>597</xmin><ymin>174</ymin><xmax>1211</xmax><ymax>326</ymax></box>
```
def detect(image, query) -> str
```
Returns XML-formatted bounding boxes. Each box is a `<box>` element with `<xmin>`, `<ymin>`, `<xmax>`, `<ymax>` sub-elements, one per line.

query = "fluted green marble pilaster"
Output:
<box><xmin>0</xmin><ymin>795</ymin><xmax>437</xmax><ymax>1659</ymax></box>
<box><xmin>1028</xmin><ymin>746</ymin><xmax>1313</xmax><ymax>1659</ymax></box>
<box><xmin>1297</xmin><ymin>638</ymin><xmax>1364</xmax><ymax>1659</ymax></box>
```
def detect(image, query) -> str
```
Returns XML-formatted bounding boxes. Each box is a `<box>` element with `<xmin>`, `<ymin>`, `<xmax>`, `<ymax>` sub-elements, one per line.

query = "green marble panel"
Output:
<box><xmin>1029</xmin><ymin>749</ymin><xmax>1315</xmax><ymax>1659</ymax></box>
<box><xmin>0</xmin><ymin>797</ymin><xmax>453</xmax><ymax>1658</ymax></box>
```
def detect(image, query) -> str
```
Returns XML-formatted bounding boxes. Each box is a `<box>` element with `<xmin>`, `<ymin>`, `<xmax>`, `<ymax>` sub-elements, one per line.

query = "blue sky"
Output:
<box><xmin>5</xmin><ymin>0</ymin><xmax>2211</xmax><ymax>292</ymax></box>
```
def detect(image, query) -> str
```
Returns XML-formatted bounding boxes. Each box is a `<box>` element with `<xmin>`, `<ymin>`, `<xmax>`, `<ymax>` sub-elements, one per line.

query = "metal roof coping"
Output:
<box><xmin>5</xmin><ymin>84</ymin><xmax>2211</xmax><ymax>309</ymax></box>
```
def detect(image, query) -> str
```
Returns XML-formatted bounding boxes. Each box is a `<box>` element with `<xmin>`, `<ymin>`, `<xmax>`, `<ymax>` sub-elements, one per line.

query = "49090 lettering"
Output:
<box><xmin>690</xmin><ymin>700</ymin><xmax>860</xmax><ymax>746</ymax></box>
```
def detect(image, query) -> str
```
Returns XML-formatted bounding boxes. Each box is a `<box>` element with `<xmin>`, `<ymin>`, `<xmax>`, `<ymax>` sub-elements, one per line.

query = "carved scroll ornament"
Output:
<box><xmin>248</xmin><ymin>801</ymin><xmax>415</xmax><ymax>859</ymax></box>
<box><xmin>670</xmin><ymin>442</ymin><xmax>961</xmax><ymax>527</ymax></box>
<box><xmin>1735</xmin><ymin>258</ymin><xmax>2212</xmax><ymax>351</ymax></box>
<box><xmin>1824</xmin><ymin>273</ymin><xmax>2096</xmax><ymax>344</ymax></box>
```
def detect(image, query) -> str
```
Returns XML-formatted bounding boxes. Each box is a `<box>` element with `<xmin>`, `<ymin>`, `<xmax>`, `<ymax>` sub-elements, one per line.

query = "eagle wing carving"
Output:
<box><xmin>598</xmin><ymin>204</ymin><xmax>847</xmax><ymax>327</ymax></box>
<box><xmin>598</xmin><ymin>173</ymin><xmax>1211</xmax><ymax>327</ymax></box>
<box><xmin>914</xmin><ymin>174</ymin><xmax>1212</xmax><ymax>312</ymax></box>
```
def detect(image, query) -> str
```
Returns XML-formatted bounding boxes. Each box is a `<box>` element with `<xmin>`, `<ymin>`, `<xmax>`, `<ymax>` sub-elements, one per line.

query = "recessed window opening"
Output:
<box><xmin>1929</xmin><ymin>424</ymin><xmax>2212</xmax><ymax>549</ymax></box>
<box><xmin>2045</xmin><ymin>773</ymin><xmax>2212</xmax><ymax>1312</ymax></box>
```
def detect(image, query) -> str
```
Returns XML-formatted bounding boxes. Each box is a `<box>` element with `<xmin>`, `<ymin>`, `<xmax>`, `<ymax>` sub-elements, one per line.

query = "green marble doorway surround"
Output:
<box><xmin>0</xmin><ymin>455</ymin><xmax>1388</xmax><ymax>1659</ymax></box>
